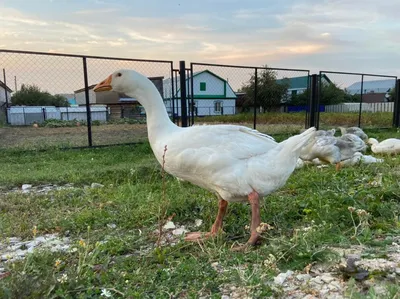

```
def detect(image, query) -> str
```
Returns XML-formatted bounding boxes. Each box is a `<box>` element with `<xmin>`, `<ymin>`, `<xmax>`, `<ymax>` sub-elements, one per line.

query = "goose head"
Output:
<box><xmin>367</xmin><ymin>138</ymin><xmax>379</xmax><ymax>146</ymax></box>
<box><xmin>94</xmin><ymin>69</ymin><xmax>174</xmax><ymax>134</ymax></box>
<box><xmin>93</xmin><ymin>69</ymin><xmax>148</xmax><ymax>96</ymax></box>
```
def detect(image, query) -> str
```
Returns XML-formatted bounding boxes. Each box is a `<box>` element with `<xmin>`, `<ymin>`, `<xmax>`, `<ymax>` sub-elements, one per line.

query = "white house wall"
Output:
<box><xmin>0</xmin><ymin>87</ymin><xmax>11</xmax><ymax>103</ymax></box>
<box><xmin>163</xmin><ymin>72</ymin><xmax>237</xmax><ymax>99</ymax></box>
<box><xmin>193</xmin><ymin>72</ymin><xmax>224</xmax><ymax>96</ymax></box>
<box><xmin>165</xmin><ymin>99</ymin><xmax>236</xmax><ymax>117</ymax></box>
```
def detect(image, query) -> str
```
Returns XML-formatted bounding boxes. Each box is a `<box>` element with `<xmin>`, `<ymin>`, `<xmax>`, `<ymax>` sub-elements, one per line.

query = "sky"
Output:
<box><xmin>0</xmin><ymin>0</ymin><xmax>400</xmax><ymax>93</ymax></box>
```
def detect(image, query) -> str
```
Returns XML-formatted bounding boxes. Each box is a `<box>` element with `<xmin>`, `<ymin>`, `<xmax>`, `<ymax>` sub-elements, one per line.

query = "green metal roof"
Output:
<box><xmin>276</xmin><ymin>74</ymin><xmax>332</xmax><ymax>89</ymax></box>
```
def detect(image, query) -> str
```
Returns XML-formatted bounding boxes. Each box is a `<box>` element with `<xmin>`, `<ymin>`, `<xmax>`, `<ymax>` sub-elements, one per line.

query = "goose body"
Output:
<box><xmin>93</xmin><ymin>69</ymin><xmax>316</xmax><ymax>247</ymax></box>
<box><xmin>338</xmin><ymin>152</ymin><xmax>384</xmax><ymax>168</ymax></box>
<box><xmin>300</xmin><ymin>133</ymin><xmax>366</xmax><ymax>165</ymax></box>
<box><xmin>368</xmin><ymin>138</ymin><xmax>400</xmax><ymax>154</ymax></box>
<box><xmin>155</xmin><ymin>124</ymin><xmax>315</xmax><ymax>202</ymax></box>
<box><xmin>339</xmin><ymin>126</ymin><xmax>368</xmax><ymax>141</ymax></box>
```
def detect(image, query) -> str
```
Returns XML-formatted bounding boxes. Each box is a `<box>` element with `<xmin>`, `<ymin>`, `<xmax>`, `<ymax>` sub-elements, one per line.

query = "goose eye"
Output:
<box><xmin>116</xmin><ymin>73</ymin><xmax>122</xmax><ymax>77</ymax></box>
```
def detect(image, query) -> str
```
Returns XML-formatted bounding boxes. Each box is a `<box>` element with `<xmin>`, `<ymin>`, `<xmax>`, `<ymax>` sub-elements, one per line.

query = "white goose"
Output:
<box><xmin>93</xmin><ymin>69</ymin><xmax>316</xmax><ymax>248</ymax></box>
<box><xmin>339</xmin><ymin>126</ymin><xmax>368</xmax><ymax>141</ymax></box>
<box><xmin>367</xmin><ymin>138</ymin><xmax>400</xmax><ymax>154</ymax></box>
<box><xmin>300</xmin><ymin>133</ymin><xmax>367</xmax><ymax>169</ymax></box>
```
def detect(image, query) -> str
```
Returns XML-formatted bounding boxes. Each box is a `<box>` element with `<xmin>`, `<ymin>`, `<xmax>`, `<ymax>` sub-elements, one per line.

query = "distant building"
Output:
<box><xmin>276</xmin><ymin>74</ymin><xmax>332</xmax><ymax>103</ymax></box>
<box><xmin>346</xmin><ymin>79</ymin><xmax>396</xmax><ymax>103</ymax></box>
<box><xmin>0</xmin><ymin>79</ymin><xmax>13</xmax><ymax>106</ymax></box>
<box><xmin>163</xmin><ymin>70</ymin><xmax>237</xmax><ymax>117</ymax></box>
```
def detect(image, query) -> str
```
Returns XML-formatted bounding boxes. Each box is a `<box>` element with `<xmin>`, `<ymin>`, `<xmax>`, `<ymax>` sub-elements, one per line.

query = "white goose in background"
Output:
<box><xmin>299</xmin><ymin>132</ymin><xmax>367</xmax><ymax>170</ymax></box>
<box><xmin>93</xmin><ymin>69</ymin><xmax>316</xmax><ymax>248</ymax></box>
<box><xmin>337</xmin><ymin>152</ymin><xmax>384</xmax><ymax>168</ymax></box>
<box><xmin>367</xmin><ymin>138</ymin><xmax>400</xmax><ymax>154</ymax></box>
<box><xmin>339</xmin><ymin>126</ymin><xmax>368</xmax><ymax>141</ymax></box>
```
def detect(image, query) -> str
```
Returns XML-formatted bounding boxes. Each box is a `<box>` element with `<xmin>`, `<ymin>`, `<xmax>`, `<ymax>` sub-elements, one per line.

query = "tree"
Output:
<box><xmin>388</xmin><ymin>87</ymin><xmax>396</xmax><ymax>102</ymax></box>
<box><xmin>289</xmin><ymin>80</ymin><xmax>360</xmax><ymax>106</ymax></box>
<box><xmin>11</xmin><ymin>84</ymin><xmax>70</xmax><ymax>107</ymax></box>
<box><xmin>238</xmin><ymin>66</ymin><xmax>289</xmax><ymax>112</ymax></box>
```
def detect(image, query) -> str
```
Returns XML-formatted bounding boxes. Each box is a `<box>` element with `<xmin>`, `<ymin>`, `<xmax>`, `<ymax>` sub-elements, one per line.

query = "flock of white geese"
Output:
<box><xmin>296</xmin><ymin>126</ymin><xmax>400</xmax><ymax>170</ymax></box>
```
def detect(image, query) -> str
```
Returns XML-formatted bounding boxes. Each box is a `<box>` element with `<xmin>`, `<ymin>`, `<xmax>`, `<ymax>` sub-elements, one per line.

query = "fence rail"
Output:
<box><xmin>1</xmin><ymin>49</ymin><xmax>399</xmax><ymax>151</ymax></box>
<box><xmin>324</xmin><ymin>102</ymin><xmax>394</xmax><ymax>113</ymax></box>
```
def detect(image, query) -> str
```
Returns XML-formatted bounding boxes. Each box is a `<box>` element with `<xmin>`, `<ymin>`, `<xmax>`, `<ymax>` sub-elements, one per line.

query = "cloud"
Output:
<box><xmin>74</xmin><ymin>8</ymin><xmax>120</xmax><ymax>15</ymax></box>
<box><xmin>1</xmin><ymin>0</ymin><xmax>400</xmax><ymax>77</ymax></box>
<box><xmin>0</xmin><ymin>16</ymin><xmax>48</xmax><ymax>26</ymax></box>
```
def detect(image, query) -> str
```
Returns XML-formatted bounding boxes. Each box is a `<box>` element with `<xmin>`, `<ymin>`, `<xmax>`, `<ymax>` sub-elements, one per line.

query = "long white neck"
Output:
<box><xmin>126</xmin><ymin>79</ymin><xmax>178</xmax><ymax>142</ymax></box>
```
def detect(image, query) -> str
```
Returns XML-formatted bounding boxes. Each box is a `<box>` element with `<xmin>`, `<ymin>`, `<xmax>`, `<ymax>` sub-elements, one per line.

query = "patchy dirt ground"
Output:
<box><xmin>0</xmin><ymin>123</ymin><xmax>148</xmax><ymax>150</ymax></box>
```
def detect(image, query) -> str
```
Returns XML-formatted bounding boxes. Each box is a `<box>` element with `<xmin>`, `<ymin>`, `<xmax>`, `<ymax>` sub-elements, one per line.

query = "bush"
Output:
<box><xmin>108</xmin><ymin>118</ymin><xmax>146</xmax><ymax>125</ymax></box>
<box><xmin>11</xmin><ymin>84</ymin><xmax>70</xmax><ymax>107</ymax></box>
<box><xmin>42</xmin><ymin>119</ymin><xmax>86</xmax><ymax>128</ymax></box>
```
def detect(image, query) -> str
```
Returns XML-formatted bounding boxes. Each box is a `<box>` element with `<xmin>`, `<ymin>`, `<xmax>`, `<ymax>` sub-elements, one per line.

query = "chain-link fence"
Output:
<box><xmin>319</xmin><ymin>71</ymin><xmax>397</xmax><ymax>131</ymax></box>
<box><xmin>1</xmin><ymin>49</ymin><xmax>399</xmax><ymax>152</ymax></box>
<box><xmin>0</xmin><ymin>50</ymin><xmax>174</xmax><ymax>151</ymax></box>
<box><xmin>189</xmin><ymin>63</ymin><xmax>310</xmax><ymax>135</ymax></box>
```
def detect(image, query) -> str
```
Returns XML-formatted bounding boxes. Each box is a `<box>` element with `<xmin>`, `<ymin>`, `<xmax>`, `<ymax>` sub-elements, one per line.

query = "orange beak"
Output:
<box><xmin>93</xmin><ymin>74</ymin><xmax>112</xmax><ymax>92</ymax></box>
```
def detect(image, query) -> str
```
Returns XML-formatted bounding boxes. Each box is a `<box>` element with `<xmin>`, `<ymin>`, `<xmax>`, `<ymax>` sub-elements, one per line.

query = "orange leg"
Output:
<box><xmin>247</xmin><ymin>191</ymin><xmax>261</xmax><ymax>245</ymax></box>
<box><xmin>185</xmin><ymin>198</ymin><xmax>228</xmax><ymax>242</ymax></box>
<box><xmin>232</xmin><ymin>191</ymin><xmax>261</xmax><ymax>251</ymax></box>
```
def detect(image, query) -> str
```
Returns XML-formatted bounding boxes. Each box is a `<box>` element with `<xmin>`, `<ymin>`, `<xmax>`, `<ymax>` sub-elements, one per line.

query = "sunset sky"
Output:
<box><xmin>1</xmin><ymin>0</ymin><xmax>399</xmax><ymax>76</ymax></box>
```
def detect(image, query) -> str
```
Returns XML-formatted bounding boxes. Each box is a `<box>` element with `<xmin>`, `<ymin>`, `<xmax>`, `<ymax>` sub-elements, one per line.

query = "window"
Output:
<box><xmin>214</xmin><ymin>101</ymin><xmax>222</xmax><ymax>113</ymax></box>
<box><xmin>200</xmin><ymin>82</ymin><xmax>206</xmax><ymax>91</ymax></box>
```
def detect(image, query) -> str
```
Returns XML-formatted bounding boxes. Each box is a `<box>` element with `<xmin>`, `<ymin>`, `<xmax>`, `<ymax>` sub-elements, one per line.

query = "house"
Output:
<box><xmin>276</xmin><ymin>74</ymin><xmax>333</xmax><ymax>102</ymax></box>
<box><xmin>56</xmin><ymin>93</ymin><xmax>77</xmax><ymax>106</ymax></box>
<box><xmin>0</xmin><ymin>80</ymin><xmax>13</xmax><ymax>106</ymax></box>
<box><xmin>73</xmin><ymin>76</ymin><xmax>164</xmax><ymax>119</ymax></box>
<box><xmin>163</xmin><ymin>70</ymin><xmax>237</xmax><ymax>117</ymax></box>
<box><xmin>346</xmin><ymin>79</ymin><xmax>396</xmax><ymax>103</ymax></box>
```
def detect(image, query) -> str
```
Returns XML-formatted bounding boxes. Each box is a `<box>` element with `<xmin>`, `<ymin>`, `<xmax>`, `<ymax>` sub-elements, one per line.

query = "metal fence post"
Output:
<box><xmin>42</xmin><ymin>107</ymin><xmax>46</xmax><ymax>122</ymax></box>
<box><xmin>189</xmin><ymin>66</ymin><xmax>195</xmax><ymax>126</ymax></box>
<box><xmin>309</xmin><ymin>74</ymin><xmax>318</xmax><ymax>128</ymax></box>
<box><xmin>253</xmin><ymin>68</ymin><xmax>258</xmax><ymax>129</ymax></box>
<box><xmin>82</xmin><ymin>57</ymin><xmax>92</xmax><ymax>147</ymax></box>
<box><xmin>358</xmin><ymin>74</ymin><xmax>364</xmax><ymax>127</ymax></box>
<box><xmin>179</xmin><ymin>61</ymin><xmax>188</xmax><ymax>127</ymax></box>
<box><xmin>170</xmin><ymin>65</ymin><xmax>176</xmax><ymax>124</ymax></box>
<box><xmin>305</xmin><ymin>74</ymin><xmax>311</xmax><ymax>128</ymax></box>
<box><xmin>394</xmin><ymin>79</ymin><xmax>400</xmax><ymax>127</ymax></box>
<box><xmin>3</xmin><ymin>68</ymin><xmax>9</xmax><ymax>124</ymax></box>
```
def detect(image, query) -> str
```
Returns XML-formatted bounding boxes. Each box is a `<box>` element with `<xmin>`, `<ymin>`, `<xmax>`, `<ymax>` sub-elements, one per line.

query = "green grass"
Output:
<box><xmin>1</xmin><ymin>132</ymin><xmax>400</xmax><ymax>298</ymax></box>
<box><xmin>1</xmin><ymin>111</ymin><xmax>396</xmax><ymax>151</ymax></box>
<box><xmin>198</xmin><ymin>111</ymin><xmax>394</xmax><ymax>128</ymax></box>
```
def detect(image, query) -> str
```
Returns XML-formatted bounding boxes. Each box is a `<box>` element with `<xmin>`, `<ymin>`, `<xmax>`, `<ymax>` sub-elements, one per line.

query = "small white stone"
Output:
<box><xmin>91</xmin><ymin>183</ymin><xmax>104</xmax><ymax>189</ymax></box>
<box><xmin>107</xmin><ymin>223</ymin><xmax>117</xmax><ymax>229</ymax></box>
<box><xmin>310</xmin><ymin>276</ymin><xmax>324</xmax><ymax>285</ymax></box>
<box><xmin>221</xmin><ymin>295</ymin><xmax>230</xmax><ymax>299</ymax></box>
<box><xmin>163</xmin><ymin>221</ymin><xmax>176</xmax><ymax>230</ymax></box>
<box><xmin>172</xmin><ymin>227</ymin><xmax>188</xmax><ymax>235</ymax></box>
<box><xmin>320</xmin><ymin>273</ymin><xmax>334</xmax><ymax>283</ymax></box>
<box><xmin>296</xmin><ymin>274</ymin><xmax>312</xmax><ymax>281</ymax></box>
<box><xmin>273</xmin><ymin>270</ymin><xmax>294</xmax><ymax>285</ymax></box>
<box><xmin>22</xmin><ymin>184</ymin><xmax>32</xmax><ymax>191</ymax></box>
